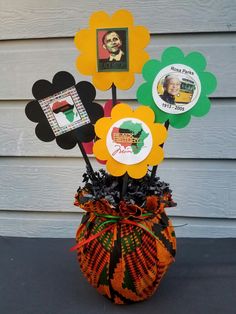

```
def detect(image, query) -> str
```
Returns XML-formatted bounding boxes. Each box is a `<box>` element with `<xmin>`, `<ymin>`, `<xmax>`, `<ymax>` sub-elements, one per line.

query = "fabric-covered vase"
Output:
<box><xmin>74</xmin><ymin>190</ymin><xmax>176</xmax><ymax>304</ymax></box>
<box><xmin>72</xmin><ymin>192</ymin><xmax>176</xmax><ymax>304</ymax></box>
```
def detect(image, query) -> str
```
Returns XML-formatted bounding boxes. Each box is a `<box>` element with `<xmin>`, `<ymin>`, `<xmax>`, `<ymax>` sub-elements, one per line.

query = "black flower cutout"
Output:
<box><xmin>25</xmin><ymin>71</ymin><xmax>104</xmax><ymax>149</ymax></box>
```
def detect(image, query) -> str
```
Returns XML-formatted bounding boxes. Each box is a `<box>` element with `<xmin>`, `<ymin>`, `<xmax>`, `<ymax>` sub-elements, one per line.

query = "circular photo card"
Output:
<box><xmin>106</xmin><ymin>118</ymin><xmax>153</xmax><ymax>165</ymax></box>
<box><xmin>152</xmin><ymin>64</ymin><xmax>201</xmax><ymax>115</ymax></box>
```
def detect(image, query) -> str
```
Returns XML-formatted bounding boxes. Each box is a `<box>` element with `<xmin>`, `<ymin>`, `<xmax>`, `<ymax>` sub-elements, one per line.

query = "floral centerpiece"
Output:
<box><xmin>25</xmin><ymin>8</ymin><xmax>216</xmax><ymax>306</ymax></box>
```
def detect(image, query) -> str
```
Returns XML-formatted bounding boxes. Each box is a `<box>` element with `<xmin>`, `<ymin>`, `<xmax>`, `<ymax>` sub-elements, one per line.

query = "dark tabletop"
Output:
<box><xmin>0</xmin><ymin>237</ymin><xmax>235</xmax><ymax>314</ymax></box>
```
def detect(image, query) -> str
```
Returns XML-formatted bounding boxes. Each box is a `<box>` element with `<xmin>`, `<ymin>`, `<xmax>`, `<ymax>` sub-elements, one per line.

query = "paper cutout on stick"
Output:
<box><xmin>25</xmin><ymin>71</ymin><xmax>104</xmax><ymax>149</ymax></box>
<box><xmin>137</xmin><ymin>47</ymin><xmax>217</xmax><ymax>128</ymax></box>
<box><xmin>93</xmin><ymin>103</ymin><xmax>167</xmax><ymax>179</ymax></box>
<box><xmin>74</xmin><ymin>9</ymin><xmax>150</xmax><ymax>90</ymax></box>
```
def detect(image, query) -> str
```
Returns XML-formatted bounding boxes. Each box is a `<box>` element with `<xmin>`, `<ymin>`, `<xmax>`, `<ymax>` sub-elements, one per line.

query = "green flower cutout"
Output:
<box><xmin>137</xmin><ymin>47</ymin><xmax>217</xmax><ymax>128</ymax></box>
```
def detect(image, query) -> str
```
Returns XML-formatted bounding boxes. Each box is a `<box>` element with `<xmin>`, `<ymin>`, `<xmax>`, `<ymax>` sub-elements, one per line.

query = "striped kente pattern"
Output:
<box><xmin>75</xmin><ymin>196</ymin><xmax>176</xmax><ymax>304</ymax></box>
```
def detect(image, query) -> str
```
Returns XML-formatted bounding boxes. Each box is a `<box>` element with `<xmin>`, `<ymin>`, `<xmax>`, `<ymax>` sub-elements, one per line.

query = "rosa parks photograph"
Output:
<box><xmin>96</xmin><ymin>28</ymin><xmax>129</xmax><ymax>72</ymax></box>
<box><xmin>157</xmin><ymin>74</ymin><xmax>197</xmax><ymax>106</ymax></box>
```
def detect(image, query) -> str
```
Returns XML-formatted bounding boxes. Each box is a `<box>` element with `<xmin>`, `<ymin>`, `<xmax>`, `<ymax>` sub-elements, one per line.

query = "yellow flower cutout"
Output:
<box><xmin>93</xmin><ymin>104</ymin><xmax>167</xmax><ymax>179</ymax></box>
<box><xmin>74</xmin><ymin>9</ymin><xmax>150</xmax><ymax>90</ymax></box>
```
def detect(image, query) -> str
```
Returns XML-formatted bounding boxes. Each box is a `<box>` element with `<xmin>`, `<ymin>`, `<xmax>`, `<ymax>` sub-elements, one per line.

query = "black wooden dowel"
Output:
<box><xmin>111</xmin><ymin>83</ymin><xmax>129</xmax><ymax>198</ymax></box>
<box><xmin>121</xmin><ymin>172</ymin><xmax>129</xmax><ymax>199</ymax></box>
<box><xmin>77</xmin><ymin>140</ymin><xmax>96</xmax><ymax>180</ymax></box>
<box><xmin>150</xmin><ymin>120</ymin><xmax>170</xmax><ymax>182</ymax></box>
<box><xmin>111</xmin><ymin>83</ymin><xmax>117</xmax><ymax>107</ymax></box>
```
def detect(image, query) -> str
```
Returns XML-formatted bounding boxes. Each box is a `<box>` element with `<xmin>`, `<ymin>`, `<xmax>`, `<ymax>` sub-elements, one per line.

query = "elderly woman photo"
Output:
<box><xmin>160</xmin><ymin>74</ymin><xmax>181</xmax><ymax>105</ymax></box>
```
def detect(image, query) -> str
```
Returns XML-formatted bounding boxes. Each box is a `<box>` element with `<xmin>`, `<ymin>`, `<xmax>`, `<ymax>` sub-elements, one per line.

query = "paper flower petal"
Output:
<box><xmin>169</xmin><ymin>113</ymin><xmax>191</xmax><ymax>129</ymax></box>
<box><xmin>94</xmin><ymin>117</ymin><xmax>113</xmax><ymax>139</ymax></box>
<box><xmin>147</xmin><ymin>146</ymin><xmax>165</xmax><ymax>165</ymax></box>
<box><xmin>106</xmin><ymin>159</ymin><xmax>127</xmax><ymax>177</ymax></box>
<box><xmin>93</xmin><ymin>139</ymin><xmax>111</xmax><ymax>161</ymax></box>
<box><xmin>185</xmin><ymin>52</ymin><xmax>207</xmax><ymax>72</ymax></box>
<box><xmin>35</xmin><ymin>121</ymin><xmax>54</xmax><ymax>142</ymax></box>
<box><xmin>190</xmin><ymin>95</ymin><xmax>211</xmax><ymax>117</ymax></box>
<box><xmin>162</xmin><ymin>47</ymin><xmax>185</xmax><ymax>64</ymax></box>
<box><xmin>199</xmin><ymin>71</ymin><xmax>217</xmax><ymax>95</ymax></box>
<box><xmin>143</xmin><ymin>60</ymin><xmax>162</xmax><ymax>82</ymax></box>
<box><xmin>127</xmin><ymin>162</ymin><xmax>149</xmax><ymax>179</ymax></box>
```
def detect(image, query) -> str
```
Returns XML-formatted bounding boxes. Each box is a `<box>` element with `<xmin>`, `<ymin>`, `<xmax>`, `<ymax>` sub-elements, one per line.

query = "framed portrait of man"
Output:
<box><xmin>96</xmin><ymin>28</ymin><xmax>129</xmax><ymax>72</ymax></box>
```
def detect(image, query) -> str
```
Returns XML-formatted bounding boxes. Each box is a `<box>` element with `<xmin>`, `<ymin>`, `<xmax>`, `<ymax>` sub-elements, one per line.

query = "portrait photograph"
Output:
<box><xmin>96</xmin><ymin>28</ymin><xmax>129</xmax><ymax>72</ymax></box>
<box><xmin>152</xmin><ymin>64</ymin><xmax>201</xmax><ymax>114</ymax></box>
<box><xmin>158</xmin><ymin>74</ymin><xmax>197</xmax><ymax>104</ymax></box>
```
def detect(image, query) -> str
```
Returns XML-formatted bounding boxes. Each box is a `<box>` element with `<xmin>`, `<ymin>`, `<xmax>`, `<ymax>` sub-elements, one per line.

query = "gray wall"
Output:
<box><xmin>0</xmin><ymin>0</ymin><xmax>236</xmax><ymax>237</ymax></box>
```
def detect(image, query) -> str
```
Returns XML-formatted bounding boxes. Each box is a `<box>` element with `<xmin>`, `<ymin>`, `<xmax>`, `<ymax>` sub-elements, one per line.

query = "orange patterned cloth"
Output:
<box><xmin>73</xmin><ymin>193</ymin><xmax>176</xmax><ymax>304</ymax></box>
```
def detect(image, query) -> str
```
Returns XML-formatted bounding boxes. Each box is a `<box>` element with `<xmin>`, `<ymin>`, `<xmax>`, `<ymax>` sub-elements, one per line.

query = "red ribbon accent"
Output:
<box><xmin>70</xmin><ymin>219</ymin><xmax>159</xmax><ymax>252</ymax></box>
<box><xmin>70</xmin><ymin>224</ymin><xmax>114</xmax><ymax>252</ymax></box>
<box><xmin>70</xmin><ymin>216</ymin><xmax>175</xmax><ymax>262</ymax></box>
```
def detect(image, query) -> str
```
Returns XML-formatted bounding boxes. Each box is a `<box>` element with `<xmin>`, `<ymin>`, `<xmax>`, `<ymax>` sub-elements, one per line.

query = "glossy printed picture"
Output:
<box><xmin>106</xmin><ymin>117</ymin><xmax>153</xmax><ymax>165</ymax></box>
<box><xmin>96</xmin><ymin>28</ymin><xmax>129</xmax><ymax>72</ymax></box>
<box><xmin>152</xmin><ymin>64</ymin><xmax>201</xmax><ymax>114</ymax></box>
<box><xmin>39</xmin><ymin>86</ymin><xmax>90</xmax><ymax>136</ymax></box>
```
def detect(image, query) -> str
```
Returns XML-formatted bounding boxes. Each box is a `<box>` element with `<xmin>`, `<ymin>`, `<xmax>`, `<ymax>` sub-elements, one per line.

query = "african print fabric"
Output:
<box><xmin>72</xmin><ymin>194</ymin><xmax>176</xmax><ymax>304</ymax></box>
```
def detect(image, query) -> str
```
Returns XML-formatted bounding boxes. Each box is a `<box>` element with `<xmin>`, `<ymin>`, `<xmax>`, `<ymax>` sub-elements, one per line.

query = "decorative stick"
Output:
<box><xmin>150</xmin><ymin>120</ymin><xmax>170</xmax><ymax>182</ymax></box>
<box><xmin>111</xmin><ymin>83</ymin><xmax>117</xmax><ymax>107</ymax></box>
<box><xmin>121</xmin><ymin>172</ymin><xmax>129</xmax><ymax>199</ymax></box>
<box><xmin>77</xmin><ymin>140</ymin><xmax>96</xmax><ymax>180</ymax></box>
<box><xmin>111</xmin><ymin>83</ymin><xmax>129</xmax><ymax>198</ymax></box>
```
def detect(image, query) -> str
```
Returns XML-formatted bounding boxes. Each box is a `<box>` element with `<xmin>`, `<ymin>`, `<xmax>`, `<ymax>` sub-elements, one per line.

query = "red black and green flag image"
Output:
<box><xmin>52</xmin><ymin>100</ymin><xmax>75</xmax><ymax>122</ymax></box>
